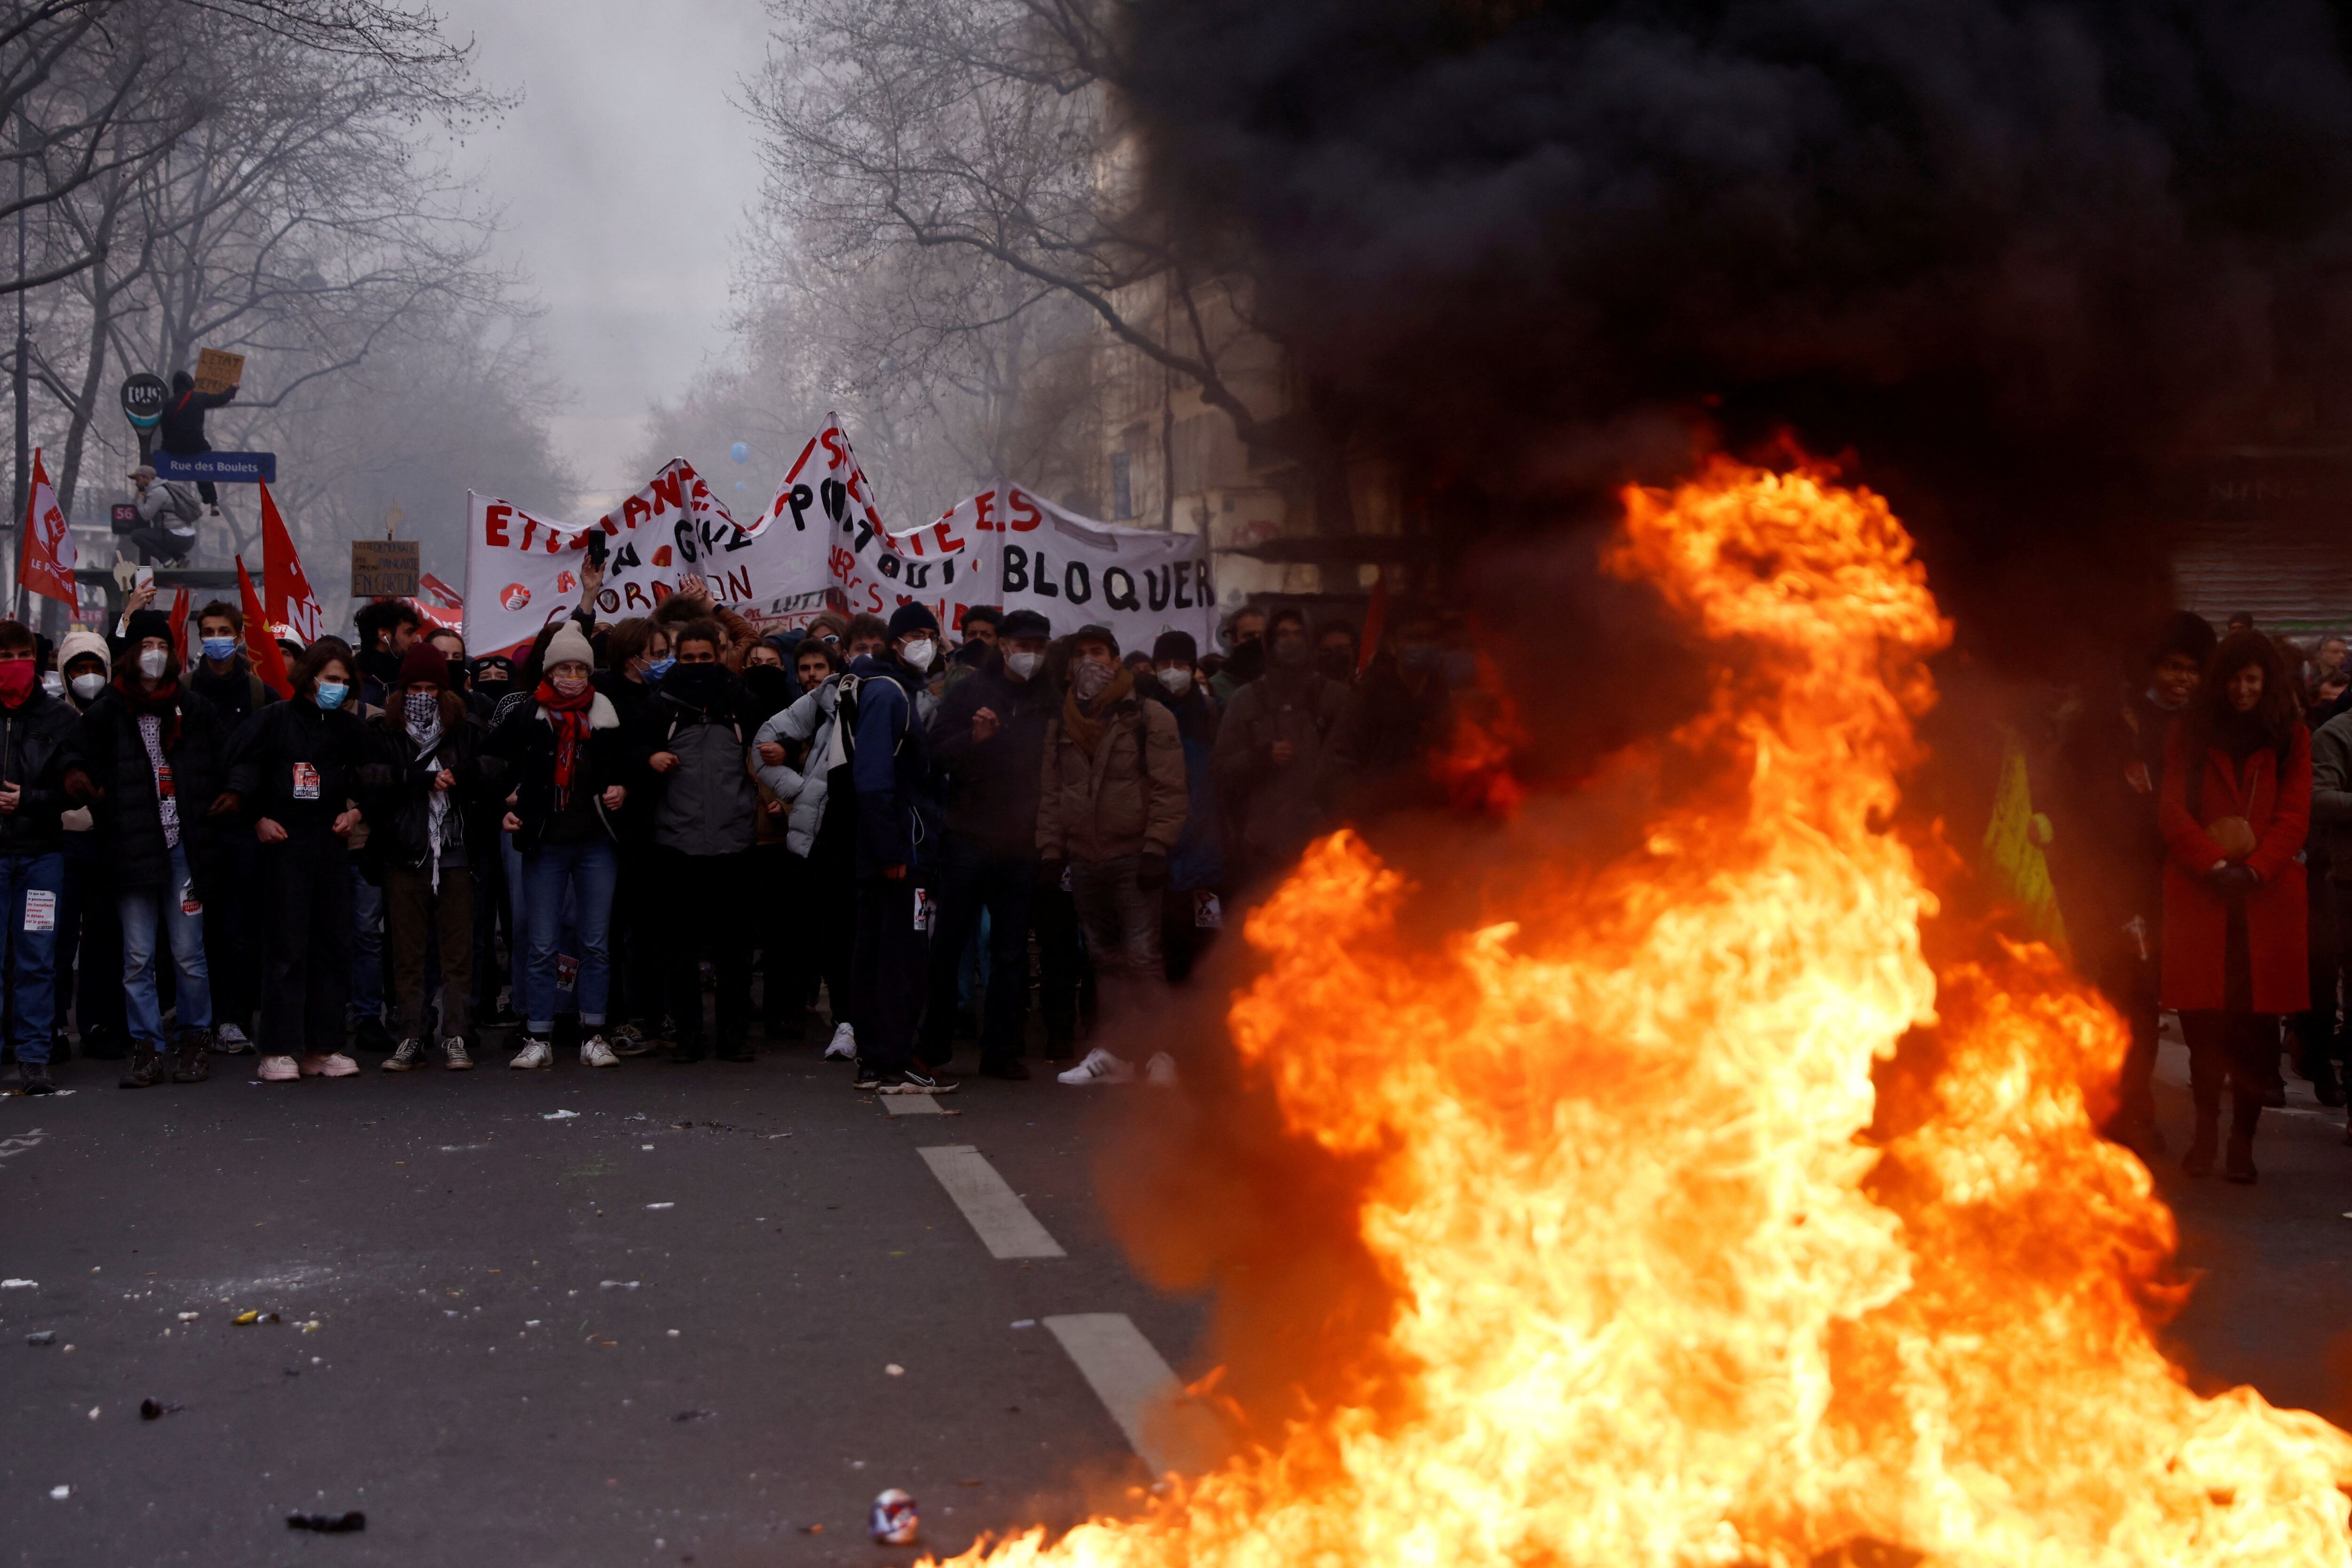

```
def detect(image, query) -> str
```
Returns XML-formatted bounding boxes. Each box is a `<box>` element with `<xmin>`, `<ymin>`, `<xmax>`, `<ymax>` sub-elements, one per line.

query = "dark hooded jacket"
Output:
<box><xmin>845</xmin><ymin>653</ymin><xmax>939</xmax><ymax>877</ymax></box>
<box><xmin>0</xmin><ymin>682</ymin><xmax>81</xmax><ymax>855</ymax></box>
<box><xmin>358</xmin><ymin>690</ymin><xmax>495</xmax><ymax>875</ymax></box>
<box><xmin>222</xmin><ymin>692</ymin><xmax>368</xmax><ymax>847</ymax></box>
<box><xmin>928</xmin><ymin>650</ymin><xmax>1059</xmax><ymax>858</ymax></box>
<box><xmin>630</xmin><ymin>663</ymin><xmax>758</xmax><ymax>857</ymax></box>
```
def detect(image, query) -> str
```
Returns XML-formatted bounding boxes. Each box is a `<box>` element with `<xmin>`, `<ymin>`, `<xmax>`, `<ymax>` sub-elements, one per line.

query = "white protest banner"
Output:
<box><xmin>986</xmin><ymin>484</ymin><xmax>1216</xmax><ymax>654</ymax></box>
<box><xmin>754</xmin><ymin>413</ymin><xmax>991</xmax><ymax>633</ymax></box>
<box><xmin>465</xmin><ymin>458</ymin><xmax>822</xmax><ymax>654</ymax></box>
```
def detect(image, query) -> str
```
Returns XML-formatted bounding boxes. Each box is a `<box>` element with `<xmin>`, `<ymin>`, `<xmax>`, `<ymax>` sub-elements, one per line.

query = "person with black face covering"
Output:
<box><xmin>1210</xmin><ymin>605</ymin><xmax>1346</xmax><ymax>897</ymax></box>
<box><xmin>633</xmin><ymin>619</ymin><xmax>760</xmax><ymax>1064</ymax></box>
<box><xmin>1322</xmin><ymin>604</ymin><xmax>1463</xmax><ymax>822</ymax></box>
<box><xmin>739</xmin><ymin>638</ymin><xmax>803</xmax><ymax>1037</ymax></box>
<box><xmin>1314</xmin><ymin>619</ymin><xmax>1359</xmax><ymax>685</ymax></box>
<box><xmin>1209</xmin><ymin>605</ymin><xmax>1267</xmax><ymax>705</ymax></box>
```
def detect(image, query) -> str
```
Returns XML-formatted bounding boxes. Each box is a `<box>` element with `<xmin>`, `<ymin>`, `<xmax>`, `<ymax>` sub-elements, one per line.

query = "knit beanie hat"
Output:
<box><xmin>544</xmin><ymin>621</ymin><xmax>596</xmax><ymax>672</ymax></box>
<box><xmin>397</xmin><ymin>642</ymin><xmax>449</xmax><ymax>689</ymax></box>
<box><xmin>886</xmin><ymin>602</ymin><xmax>939</xmax><ymax>639</ymax></box>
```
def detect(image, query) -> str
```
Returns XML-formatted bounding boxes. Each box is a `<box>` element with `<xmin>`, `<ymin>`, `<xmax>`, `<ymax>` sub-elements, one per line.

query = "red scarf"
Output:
<box><xmin>115</xmin><ymin>673</ymin><xmax>183</xmax><ymax>750</ymax></box>
<box><xmin>535</xmin><ymin>678</ymin><xmax>595</xmax><ymax>806</ymax></box>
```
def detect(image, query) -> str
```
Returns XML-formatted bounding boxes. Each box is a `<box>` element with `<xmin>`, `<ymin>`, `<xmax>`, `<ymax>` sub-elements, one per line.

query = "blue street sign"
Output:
<box><xmin>153</xmin><ymin>451</ymin><xmax>275</xmax><ymax>484</ymax></box>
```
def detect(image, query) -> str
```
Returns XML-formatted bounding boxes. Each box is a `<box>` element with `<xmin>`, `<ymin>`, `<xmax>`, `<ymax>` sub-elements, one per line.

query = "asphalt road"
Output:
<box><xmin>2</xmin><ymin>1028</ymin><xmax>2346</xmax><ymax>1567</ymax></box>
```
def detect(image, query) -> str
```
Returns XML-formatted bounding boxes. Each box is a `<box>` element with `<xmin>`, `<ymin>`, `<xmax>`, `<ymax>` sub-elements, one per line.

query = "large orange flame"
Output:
<box><xmin>959</xmin><ymin>460</ymin><xmax>2352</xmax><ymax>1568</ymax></box>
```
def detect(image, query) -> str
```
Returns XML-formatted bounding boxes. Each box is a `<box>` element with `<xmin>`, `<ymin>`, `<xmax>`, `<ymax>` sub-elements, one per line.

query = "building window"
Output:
<box><xmin>1111</xmin><ymin>451</ymin><xmax>1134</xmax><ymax>520</ymax></box>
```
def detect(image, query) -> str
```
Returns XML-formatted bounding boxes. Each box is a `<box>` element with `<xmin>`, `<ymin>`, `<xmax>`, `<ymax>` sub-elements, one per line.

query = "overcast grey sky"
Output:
<box><xmin>436</xmin><ymin>0</ymin><xmax>771</xmax><ymax>509</ymax></box>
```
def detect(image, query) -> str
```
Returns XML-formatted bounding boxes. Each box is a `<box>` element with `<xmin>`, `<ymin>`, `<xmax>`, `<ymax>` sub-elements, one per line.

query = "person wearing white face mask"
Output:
<box><xmin>919</xmin><ymin>608</ymin><xmax>1057</xmax><ymax>1079</ymax></box>
<box><xmin>221</xmin><ymin>637</ymin><xmax>369</xmax><ymax>1082</ymax></box>
<box><xmin>185</xmin><ymin>599</ymin><xmax>279</xmax><ymax>1057</ymax></box>
<box><xmin>61</xmin><ymin>609</ymin><xmax>236</xmax><ymax>1088</ymax></box>
<box><xmin>51</xmin><ymin>628</ymin><xmax>127</xmax><ymax>1066</ymax></box>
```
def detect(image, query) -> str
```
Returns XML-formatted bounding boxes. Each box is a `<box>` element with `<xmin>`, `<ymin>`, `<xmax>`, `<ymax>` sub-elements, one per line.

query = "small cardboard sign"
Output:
<box><xmin>23</xmin><ymin>888</ymin><xmax>55</xmax><ymax>932</ymax></box>
<box><xmin>193</xmin><ymin>348</ymin><xmax>244</xmax><ymax>397</ymax></box>
<box><xmin>351</xmin><ymin>540</ymin><xmax>420</xmax><ymax>599</ymax></box>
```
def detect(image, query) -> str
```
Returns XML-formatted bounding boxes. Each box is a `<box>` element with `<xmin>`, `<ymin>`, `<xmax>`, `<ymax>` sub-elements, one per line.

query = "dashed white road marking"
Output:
<box><xmin>1043</xmin><ymin>1313</ymin><xmax>1225</xmax><ymax>1479</ymax></box>
<box><xmin>881</xmin><ymin>1093</ymin><xmax>941</xmax><ymax>1117</ymax></box>
<box><xmin>915</xmin><ymin>1145</ymin><xmax>1064</xmax><ymax>1258</ymax></box>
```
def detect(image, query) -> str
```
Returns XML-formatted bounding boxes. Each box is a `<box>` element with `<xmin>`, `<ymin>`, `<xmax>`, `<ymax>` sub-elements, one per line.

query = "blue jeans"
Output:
<box><xmin>503</xmin><ymin>831</ymin><xmax>528</xmax><ymax>1013</ymax></box>
<box><xmin>349</xmin><ymin>861</ymin><xmax>384</xmax><ymax>1024</ymax></box>
<box><xmin>0</xmin><ymin>852</ymin><xmax>64</xmax><ymax>1065</ymax></box>
<box><xmin>522</xmin><ymin>837</ymin><xmax>615</xmax><ymax>1032</ymax></box>
<box><xmin>120</xmin><ymin>841</ymin><xmax>211</xmax><ymax>1046</ymax></box>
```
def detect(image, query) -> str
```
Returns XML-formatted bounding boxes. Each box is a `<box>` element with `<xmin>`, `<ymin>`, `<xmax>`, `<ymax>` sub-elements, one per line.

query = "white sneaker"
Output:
<box><xmin>823</xmin><ymin>1022</ymin><xmax>856</xmax><ymax>1061</ymax></box>
<box><xmin>1057</xmin><ymin>1047</ymin><xmax>1134</xmax><ymax>1086</ymax></box>
<box><xmin>256</xmin><ymin>1054</ymin><xmax>299</xmax><ymax>1082</ymax></box>
<box><xmin>580</xmin><ymin>1036</ymin><xmax>619</xmax><ymax>1068</ymax></box>
<box><xmin>1145</xmin><ymin>1051</ymin><xmax>1177</xmax><ymax>1087</ymax></box>
<box><xmin>212</xmin><ymin>1022</ymin><xmax>253</xmax><ymax>1055</ymax></box>
<box><xmin>509</xmin><ymin>1037</ymin><xmax>553</xmax><ymax>1070</ymax></box>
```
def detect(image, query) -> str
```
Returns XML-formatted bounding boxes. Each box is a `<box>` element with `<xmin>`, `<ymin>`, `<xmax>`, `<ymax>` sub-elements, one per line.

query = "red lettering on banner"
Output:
<box><xmin>819</xmin><ymin>427</ymin><xmax>845</xmax><ymax>469</ymax></box>
<box><xmin>973</xmin><ymin>492</ymin><xmax>998</xmax><ymax>533</ymax></box>
<box><xmin>650</xmin><ymin>471</ymin><xmax>683</xmax><ymax>515</ymax></box>
<box><xmin>485</xmin><ymin>504</ymin><xmax>513</xmax><ymax>547</ymax></box>
<box><xmin>784</xmin><ymin>436</ymin><xmax>819</xmax><ymax>484</ymax></box>
<box><xmin>623</xmin><ymin>494</ymin><xmax>652</xmax><ymax>527</ymax></box>
<box><xmin>932</xmin><ymin>517</ymin><xmax>965</xmax><ymax>554</ymax></box>
<box><xmin>723</xmin><ymin>567</ymin><xmax>753</xmax><ymax>601</ymax></box>
<box><xmin>519</xmin><ymin>516</ymin><xmax>538</xmax><ymax>551</ymax></box>
<box><xmin>1008</xmin><ymin>488</ymin><xmax>1042</xmax><ymax>532</ymax></box>
<box><xmin>623</xmin><ymin>582</ymin><xmax>649</xmax><ymax>610</ymax></box>
<box><xmin>650</xmin><ymin>581</ymin><xmax>671</xmax><ymax>604</ymax></box>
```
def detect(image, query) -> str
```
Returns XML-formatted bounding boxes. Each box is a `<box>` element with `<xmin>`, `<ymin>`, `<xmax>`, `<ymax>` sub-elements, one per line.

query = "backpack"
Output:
<box><xmin>159</xmin><ymin>480</ymin><xmax>204</xmax><ymax>525</ymax></box>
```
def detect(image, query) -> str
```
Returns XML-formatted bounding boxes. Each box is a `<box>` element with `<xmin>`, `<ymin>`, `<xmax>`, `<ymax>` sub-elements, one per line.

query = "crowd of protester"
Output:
<box><xmin>0</xmin><ymin>567</ymin><xmax>1465</xmax><ymax>1098</ymax></box>
<box><xmin>2045</xmin><ymin>609</ymin><xmax>2352</xmax><ymax>1186</ymax></box>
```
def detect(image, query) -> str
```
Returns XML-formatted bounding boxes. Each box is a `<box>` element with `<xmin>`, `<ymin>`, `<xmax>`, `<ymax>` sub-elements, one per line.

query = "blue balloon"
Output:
<box><xmin>733</xmin><ymin>480</ymin><xmax>747</xmax><ymax>492</ymax></box>
<box><xmin>729</xmin><ymin>441</ymin><xmax>750</xmax><ymax>464</ymax></box>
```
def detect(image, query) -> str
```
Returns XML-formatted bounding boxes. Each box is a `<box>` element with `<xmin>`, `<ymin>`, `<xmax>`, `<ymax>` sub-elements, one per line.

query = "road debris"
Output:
<box><xmin>2</xmin><ymin>1277</ymin><xmax>36</xmax><ymax>1289</ymax></box>
<box><xmin>543</xmin><ymin>1109</ymin><xmax>580</xmax><ymax>1121</ymax></box>
<box><xmin>870</xmin><ymin>1488</ymin><xmax>919</xmax><ymax>1545</ymax></box>
<box><xmin>233</xmin><ymin>1310</ymin><xmax>281</xmax><ymax>1325</ymax></box>
<box><xmin>139</xmin><ymin>1399</ymin><xmax>183</xmax><ymax>1420</ymax></box>
<box><xmin>672</xmin><ymin>1409</ymin><xmax>715</xmax><ymax>1422</ymax></box>
<box><xmin>286</xmin><ymin>1511</ymin><xmax>366</xmax><ymax>1533</ymax></box>
<box><xmin>644</xmin><ymin>1202</ymin><xmax>675</xmax><ymax>1210</ymax></box>
<box><xmin>48</xmin><ymin>1485</ymin><xmax>68</xmax><ymax>1500</ymax></box>
<box><xmin>885</xmin><ymin>1363</ymin><xmax>904</xmax><ymax>1377</ymax></box>
<box><xmin>25</xmin><ymin>1329</ymin><xmax>55</xmax><ymax>1345</ymax></box>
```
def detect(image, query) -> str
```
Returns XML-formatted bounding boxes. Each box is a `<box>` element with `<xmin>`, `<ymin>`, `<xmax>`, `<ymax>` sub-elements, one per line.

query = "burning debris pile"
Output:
<box><xmin>954</xmin><ymin>461</ymin><xmax>2352</xmax><ymax>1568</ymax></box>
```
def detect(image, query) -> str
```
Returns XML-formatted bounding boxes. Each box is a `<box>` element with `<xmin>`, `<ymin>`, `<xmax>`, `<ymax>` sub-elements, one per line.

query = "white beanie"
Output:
<box><xmin>543</xmin><ymin>620</ymin><xmax>595</xmax><ymax>673</ymax></box>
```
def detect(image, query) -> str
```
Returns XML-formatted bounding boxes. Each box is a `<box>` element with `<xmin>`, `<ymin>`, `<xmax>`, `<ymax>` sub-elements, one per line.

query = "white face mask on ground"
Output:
<box><xmin>1157</xmin><ymin>667</ymin><xmax>1192</xmax><ymax>695</ymax></box>
<box><xmin>1005</xmin><ymin>650</ymin><xmax>1043</xmax><ymax>680</ymax></box>
<box><xmin>136</xmin><ymin>647</ymin><xmax>168</xmax><ymax>680</ymax></box>
<box><xmin>898</xmin><ymin>637</ymin><xmax>935</xmax><ymax>671</ymax></box>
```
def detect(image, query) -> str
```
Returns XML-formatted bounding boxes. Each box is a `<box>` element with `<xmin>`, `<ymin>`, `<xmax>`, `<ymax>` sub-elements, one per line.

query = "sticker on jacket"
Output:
<box><xmin>21</xmin><ymin>888</ymin><xmax>54</xmax><ymax>932</ymax></box>
<box><xmin>556</xmin><ymin>953</ymin><xmax>578</xmax><ymax>991</ymax></box>
<box><xmin>179</xmin><ymin>881</ymin><xmax>202</xmax><ymax>916</ymax></box>
<box><xmin>1058</xmin><ymin>863</ymin><xmax>1073</xmax><ymax>893</ymax></box>
<box><xmin>912</xmin><ymin>887</ymin><xmax>936</xmax><ymax>933</ymax></box>
<box><xmin>293</xmin><ymin>762</ymin><xmax>320</xmax><ymax>801</ymax></box>
<box><xmin>1193</xmin><ymin>890</ymin><xmax>1223</xmax><ymax>930</ymax></box>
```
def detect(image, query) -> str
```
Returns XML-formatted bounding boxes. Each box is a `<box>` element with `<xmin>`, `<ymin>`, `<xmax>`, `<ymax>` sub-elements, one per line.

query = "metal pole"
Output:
<box><xmin>9</xmin><ymin>111</ymin><xmax>25</xmax><ymax>617</ymax></box>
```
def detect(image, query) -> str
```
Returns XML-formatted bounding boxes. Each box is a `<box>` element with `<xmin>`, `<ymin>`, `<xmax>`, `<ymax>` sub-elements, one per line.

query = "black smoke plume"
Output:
<box><xmin>1126</xmin><ymin>0</ymin><xmax>2352</xmax><ymax>667</ymax></box>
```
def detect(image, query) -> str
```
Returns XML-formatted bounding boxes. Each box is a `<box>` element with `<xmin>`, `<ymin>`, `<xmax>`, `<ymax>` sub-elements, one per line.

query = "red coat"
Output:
<box><xmin>2157</xmin><ymin>720</ymin><xmax>2310</xmax><ymax>1013</ymax></box>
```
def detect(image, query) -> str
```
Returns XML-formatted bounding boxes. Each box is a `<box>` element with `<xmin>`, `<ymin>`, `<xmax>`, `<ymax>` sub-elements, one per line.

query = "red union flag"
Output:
<box><xmin>16</xmin><ymin>448</ymin><xmax>75</xmax><ymax>613</ymax></box>
<box><xmin>235</xmin><ymin>555</ymin><xmax>293</xmax><ymax>697</ymax></box>
<box><xmin>257</xmin><ymin>479</ymin><xmax>320</xmax><ymax>642</ymax></box>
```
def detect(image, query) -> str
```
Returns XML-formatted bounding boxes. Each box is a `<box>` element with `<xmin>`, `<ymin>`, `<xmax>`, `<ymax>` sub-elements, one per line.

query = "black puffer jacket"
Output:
<box><xmin>928</xmin><ymin>654</ymin><xmax>1058</xmax><ymax>859</ymax></box>
<box><xmin>0</xmin><ymin>686</ymin><xmax>80</xmax><ymax>855</ymax></box>
<box><xmin>67</xmin><ymin>681</ymin><xmax>230</xmax><ymax>892</ymax></box>
<box><xmin>358</xmin><ymin>692</ymin><xmax>496</xmax><ymax>875</ymax></box>
<box><xmin>489</xmin><ymin>689</ymin><xmax>628</xmax><ymax>852</ymax></box>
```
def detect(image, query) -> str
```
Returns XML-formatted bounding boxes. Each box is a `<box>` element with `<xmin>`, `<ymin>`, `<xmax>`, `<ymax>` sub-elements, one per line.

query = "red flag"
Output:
<box><xmin>236</xmin><ymin>555</ymin><xmax>293</xmax><ymax>698</ymax></box>
<box><xmin>167</xmin><ymin>586</ymin><xmax>190</xmax><ymax>663</ymax></box>
<box><xmin>420</xmin><ymin>572</ymin><xmax>463</xmax><ymax>609</ymax></box>
<box><xmin>258</xmin><ymin>479</ymin><xmax>320</xmax><ymax>643</ymax></box>
<box><xmin>16</xmin><ymin>449</ymin><xmax>76</xmax><ymax>613</ymax></box>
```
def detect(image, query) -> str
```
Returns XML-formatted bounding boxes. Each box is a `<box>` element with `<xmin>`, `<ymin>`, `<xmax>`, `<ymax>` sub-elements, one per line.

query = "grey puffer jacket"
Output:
<box><xmin>753</xmin><ymin>679</ymin><xmax>841</xmax><ymax>858</ymax></box>
<box><xmin>640</xmin><ymin>694</ymin><xmax>757</xmax><ymax>857</ymax></box>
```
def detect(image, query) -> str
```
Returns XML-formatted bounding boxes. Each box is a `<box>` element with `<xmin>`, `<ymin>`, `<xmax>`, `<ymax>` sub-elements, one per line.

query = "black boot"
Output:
<box><xmin>170</xmin><ymin>1029</ymin><xmax>211</xmax><ymax>1083</ymax></box>
<box><xmin>2181</xmin><ymin>1104</ymin><xmax>2220</xmax><ymax>1177</ymax></box>
<box><xmin>2225</xmin><ymin>1097</ymin><xmax>2260</xmax><ymax>1184</ymax></box>
<box><xmin>118</xmin><ymin>1042</ymin><xmax>161</xmax><ymax>1089</ymax></box>
<box><xmin>2312</xmin><ymin>1059</ymin><xmax>2346</xmax><ymax>1108</ymax></box>
<box><xmin>16</xmin><ymin>1060</ymin><xmax>55</xmax><ymax>1095</ymax></box>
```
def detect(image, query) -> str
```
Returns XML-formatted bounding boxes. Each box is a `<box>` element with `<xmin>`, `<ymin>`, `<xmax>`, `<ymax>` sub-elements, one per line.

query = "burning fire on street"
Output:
<box><xmin>954</xmin><ymin>460</ymin><xmax>2352</xmax><ymax>1568</ymax></box>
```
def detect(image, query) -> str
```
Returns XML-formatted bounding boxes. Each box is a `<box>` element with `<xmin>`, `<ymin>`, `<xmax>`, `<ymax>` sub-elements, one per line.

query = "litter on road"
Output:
<box><xmin>644</xmin><ymin>1202</ymin><xmax>675</xmax><ymax>1210</ymax></box>
<box><xmin>2</xmin><ymin>1277</ymin><xmax>36</xmax><ymax>1289</ymax></box>
<box><xmin>286</xmin><ymin>1511</ymin><xmax>366</xmax><ymax>1533</ymax></box>
<box><xmin>542</xmin><ymin>1110</ymin><xmax>580</xmax><ymax>1121</ymax></box>
<box><xmin>25</xmin><ymin>1329</ymin><xmax>55</xmax><ymax>1345</ymax></box>
<box><xmin>139</xmin><ymin>1400</ymin><xmax>182</xmax><ymax>1420</ymax></box>
<box><xmin>48</xmin><ymin>1485</ymin><xmax>68</xmax><ymax>1500</ymax></box>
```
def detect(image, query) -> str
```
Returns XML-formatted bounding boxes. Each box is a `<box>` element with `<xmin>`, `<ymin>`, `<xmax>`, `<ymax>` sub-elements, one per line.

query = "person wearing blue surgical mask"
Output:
<box><xmin>220</xmin><ymin>637</ymin><xmax>368</xmax><ymax>1083</ymax></box>
<box><xmin>185</xmin><ymin>600</ymin><xmax>279</xmax><ymax>1058</ymax></box>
